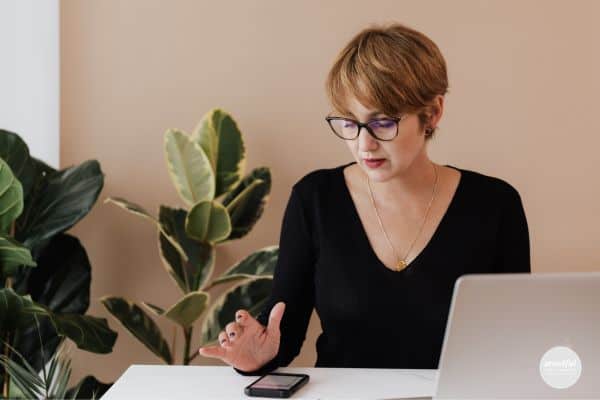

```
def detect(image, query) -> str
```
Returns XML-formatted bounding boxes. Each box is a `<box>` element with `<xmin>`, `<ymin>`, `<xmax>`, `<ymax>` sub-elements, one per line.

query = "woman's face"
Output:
<box><xmin>341</xmin><ymin>95</ymin><xmax>430</xmax><ymax>183</ymax></box>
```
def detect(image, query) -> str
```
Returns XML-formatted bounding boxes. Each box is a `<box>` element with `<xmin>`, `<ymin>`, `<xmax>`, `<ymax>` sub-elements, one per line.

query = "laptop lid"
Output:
<box><xmin>434</xmin><ymin>272</ymin><xmax>600</xmax><ymax>399</ymax></box>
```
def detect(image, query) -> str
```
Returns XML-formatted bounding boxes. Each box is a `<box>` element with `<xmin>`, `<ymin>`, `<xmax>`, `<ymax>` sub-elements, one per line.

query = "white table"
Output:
<box><xmin>103</xmin><ymin>365</ymin><xmax>437</xmax><ymax>399</ymax></box>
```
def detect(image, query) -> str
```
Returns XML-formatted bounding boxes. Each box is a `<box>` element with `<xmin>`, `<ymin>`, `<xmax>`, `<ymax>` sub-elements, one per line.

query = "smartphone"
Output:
<box><xmin>244</xmin><ymin>372</ymin><xmax>309</xmax><ymax>398</ymax></box>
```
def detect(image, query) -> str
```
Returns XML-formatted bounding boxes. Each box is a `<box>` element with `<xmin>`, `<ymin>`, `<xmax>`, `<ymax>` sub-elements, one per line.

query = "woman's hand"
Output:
<box><xmin>198</xmin><ymin>302</ymin><xmax>286</xmax><ymax>372</ymax></box>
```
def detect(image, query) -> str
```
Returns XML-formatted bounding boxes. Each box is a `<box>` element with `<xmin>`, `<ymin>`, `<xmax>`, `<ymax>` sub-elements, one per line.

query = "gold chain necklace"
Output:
<box><xmin>366</xmin><ymin>163</ymin><xmax>439</xmax><ymax>272</ymax></box>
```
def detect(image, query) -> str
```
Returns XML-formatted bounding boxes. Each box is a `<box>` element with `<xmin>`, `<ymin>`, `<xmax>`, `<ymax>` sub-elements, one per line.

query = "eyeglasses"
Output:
<box><xmin>325</xmin><ymin>115</ymin><xmax>407</xmax><ymax>141</ymax></box>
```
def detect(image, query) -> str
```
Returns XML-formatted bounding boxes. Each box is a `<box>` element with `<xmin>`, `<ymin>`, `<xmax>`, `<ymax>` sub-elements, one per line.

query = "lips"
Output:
<box><xmin>363</xmin><ymin>158</ymin><xmax>386</xmax><ymax>168</ymax></box>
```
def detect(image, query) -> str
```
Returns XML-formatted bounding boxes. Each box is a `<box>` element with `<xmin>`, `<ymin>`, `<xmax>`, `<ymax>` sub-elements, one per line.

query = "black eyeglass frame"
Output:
<box><xmin>325</xmin><ymin>115</ymin><xmax>407</xmax><ymax>141</ymax></box>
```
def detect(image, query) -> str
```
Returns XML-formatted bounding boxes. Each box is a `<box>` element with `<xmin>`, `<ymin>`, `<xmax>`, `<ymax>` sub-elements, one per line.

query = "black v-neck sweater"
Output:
<box><xmin>235</xmin><ymin>161</ymin><xmax>530</xmax><ymax>375</ymax></box>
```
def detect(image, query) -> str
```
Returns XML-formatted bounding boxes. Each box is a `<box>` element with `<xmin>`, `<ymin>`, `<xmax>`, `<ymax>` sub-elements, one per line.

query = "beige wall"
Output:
<box><xmin>61</xmin><ymin>0</ymin><xmax>600</xmax><ymax>385</ymax></box>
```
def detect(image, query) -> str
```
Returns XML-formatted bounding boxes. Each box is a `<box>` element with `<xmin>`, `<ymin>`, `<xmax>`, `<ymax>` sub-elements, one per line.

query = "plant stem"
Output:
<box><xmin>2</xmin><ymin>332</ymin><xmax>10</xmax><ymax>398</ymax></box>
<box><xmin>188</xmin><ymin>348</ymin><xmax>200</xmax><ymax>363</ymax></box>
<box><xmin>171</xmin><ymin>325</ymin><xmax>177</xmax><ymax>363</ymax></box>
<box><xmin>183</xmin><ymin>327</ymin><xmax>192</xmax><ymax>365</ymax></box>
<box><xmin>2</xmin><ymin>222</ymin><xmax>17</xmax><ymax>396</ymax></box>
<box><xmin>2</xmin><ymin>222</ymin><xmax>15</xmax><ymax>288</ymax></box>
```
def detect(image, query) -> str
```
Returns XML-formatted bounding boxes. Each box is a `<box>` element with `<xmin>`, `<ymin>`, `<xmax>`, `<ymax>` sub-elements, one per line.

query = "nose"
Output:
<box><xmin>357</xmin><ymin>126</ymin><xmax>379</xmax><ymax>152</ymax></box>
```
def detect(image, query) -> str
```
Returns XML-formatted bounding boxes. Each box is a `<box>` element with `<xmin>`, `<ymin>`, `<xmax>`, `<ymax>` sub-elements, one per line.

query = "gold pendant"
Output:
<box><xmin>396</xmin><ymin>259</ymin><xmax>407</xmax><ymax>271</ymax></box>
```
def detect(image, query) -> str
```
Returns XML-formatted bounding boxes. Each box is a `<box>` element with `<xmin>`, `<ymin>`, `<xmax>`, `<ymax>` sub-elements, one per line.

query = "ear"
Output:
<box><xmin>427</xmin><ymin>94</ymin><xmax>445</xmax><ymax>129</ymax></box>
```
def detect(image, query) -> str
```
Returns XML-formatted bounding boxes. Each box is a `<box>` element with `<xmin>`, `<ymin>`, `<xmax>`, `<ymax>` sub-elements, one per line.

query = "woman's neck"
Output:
<box><xmin>363</xmin><ymin>150</ymin><xmax>438</xmax><ymax>211</ymax></box>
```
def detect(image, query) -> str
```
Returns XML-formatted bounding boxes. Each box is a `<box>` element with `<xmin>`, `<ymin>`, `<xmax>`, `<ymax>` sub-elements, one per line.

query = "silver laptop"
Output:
<box><xmin>431</xmin><ymin>272</ymin><xmax>600</xmax><ymax>399</ymax></box>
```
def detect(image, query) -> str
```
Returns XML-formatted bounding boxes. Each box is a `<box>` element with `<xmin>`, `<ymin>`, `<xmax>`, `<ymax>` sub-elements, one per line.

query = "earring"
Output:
<box><xmin>425</xmin><ymin>127</ymin><xmax>434</xmax><ymax>136</ymax></box>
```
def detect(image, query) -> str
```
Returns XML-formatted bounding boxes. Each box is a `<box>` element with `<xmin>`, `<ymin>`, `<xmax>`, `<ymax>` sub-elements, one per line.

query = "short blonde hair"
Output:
<box><xmin>325</xmin><ymin>23</ymin><xmax>449</xmax><ymax>139</ymax></box>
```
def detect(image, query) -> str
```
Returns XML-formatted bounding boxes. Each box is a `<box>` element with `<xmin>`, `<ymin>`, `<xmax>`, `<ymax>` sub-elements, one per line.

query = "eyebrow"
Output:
<box><xmin>345</xmin><ymin>111</ymin><xmax>387</xmax><ymax>119</ymax></box>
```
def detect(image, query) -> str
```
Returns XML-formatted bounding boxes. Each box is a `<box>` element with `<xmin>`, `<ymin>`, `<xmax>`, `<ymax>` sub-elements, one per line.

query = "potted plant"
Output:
<box><xmin>0</xmin><ymin>129</ymin><xmax>118</xmax><ymax>398</ymax></box>
<box><xmin>102</xmin><ymin>108</ymin><xmax>278</xmax><ymax>365</ymax></box>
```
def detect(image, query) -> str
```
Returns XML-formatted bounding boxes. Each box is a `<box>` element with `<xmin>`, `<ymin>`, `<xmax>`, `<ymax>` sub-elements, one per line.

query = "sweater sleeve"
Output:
<box><xmin>234</xmin><ymin>185</ymin><xmax>317</xmax><ymax>376</ymax></box>
<box><xmin>492</xmin><ymin>184</ymin><xmax>531</xmax><ymax>273</ymax></box>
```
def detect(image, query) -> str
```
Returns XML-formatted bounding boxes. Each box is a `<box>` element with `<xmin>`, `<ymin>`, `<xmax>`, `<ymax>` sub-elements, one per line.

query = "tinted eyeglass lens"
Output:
<box><xmin>328</xmin><ymin>118</ymin><xmax>358</xmax><ymax>139</ymax></box>
<box><xmin>367</xmin><ymin>119</ymin><xmax>398</xmax><ymax>140</ymax></box>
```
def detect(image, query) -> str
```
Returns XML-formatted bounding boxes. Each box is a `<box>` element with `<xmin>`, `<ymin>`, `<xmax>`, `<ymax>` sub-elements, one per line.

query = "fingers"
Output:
<box><xmin>235</xmin><ymin>309</ymin><xmax>250</xmax><ymax>325</ymax></box>
<box><xmin>198</xmin><ymin>344</ymin><xmax>226</xmax><ymax>360</ymax></box>
<box><xmin>196</xmin><ymin>330</ymin><xmax>231</xmax><ymax>361</ymax></box>
<box><xmin>225</xmin><ymin>321</ymin><xmax>243</xmax><ymax>342</ymax></box>
<box><xmin>198</xmin><ymin>306</ymin><xmax>285</xmax><ymax>364</ymax></box>
<box><xmin>235</xmin><ymin>309</ymin><xmax>264</xmax><ymax>331</ymax></box>
<box><xmin>197</xmin><ymin>312</ymin><xmax>248</xmax><ymax>363</ymax></box>
<box><xmin>218</xmin><ymin>331</ymin><xmax>230</xmax><ymax>346</ymax></box>
<box><xmin>267</xmin><ymin>302</ymin><xmax>286</xmax><ymax>336</ymax></box>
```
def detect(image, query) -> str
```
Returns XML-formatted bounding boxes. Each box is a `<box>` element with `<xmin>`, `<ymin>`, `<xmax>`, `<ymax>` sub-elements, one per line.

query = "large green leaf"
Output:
<box><xmin>14</xmin><ymin>160</ymin><xmax>103</xmax><ymax>257</ymax></box>
<box><xmin>199</xmin><ymin>278</ymin><xmax>273</xmax><ymax>346</ymax></box>
<box><xmin>164</xmin><ymin>129</ymin><xmax>215</xmax><ymax>207</ymax></box>
<box><xmin>0</xmin><ymin>130</ymin><xmax>29</xmax><ymax>184</ymax></box>
<box><xmin>0</xmin><ymin>288</ymin><xmax>116</xmax><ymax>354</ymax></box>
<box><xmin>0</xmin><ymin>157</ymin><xmax>24</xmax><ymax>234</ymax></box>
<box><xmin>101</xmin><ymin>296</ymin><xmax>172</xmax><ymax>364</ymax></box>
<box><xmin>25</xmin><ymin>303</ymin><xmax>117</xmax><ymax>354</ymax></box>
<box><xmin>12</xmin><ymin>234</ymin><xmax>93</xmax><ymax>372</ymax></box>
<box><xmin>209</xmin><ymin>245</ymin><xmax>277</xmax><ymax>288</ymax></box>
<box><xmin>185</xmin><ymin>200</ymin><xmax>231</xmax><ymax>244</ymax></box>
<box><xmin>104</xmin><ymin>196</ymin><xmax>158</xmax><ymax>225</ymax></box>
<box><xmin>15</xmin><ymin>158</ymin><xmax>57</xmax><ymax>248</ymax></box>
<box><xmin>192</xmin><ymin>109</ymin><xmax>246</xmax><ymax>198</ymax></box>
<box><xmin>0</xmin><ymin>288</ymin><xmax>37</xmax><ymax>331</ymax></box>
<box><xmin>164</xmin><ymin>291</ymin><xmax>210</xmax><ymax>328</ymax></box>
<box><xmin>159</xmin><ymin>206</ymin><xmax>215</xmax><ymax>293</ymax></box>
<box><xmin>143</xmin><ymin>292</ymin><xmax>210</xmax><ymax>328</ymax></box>
<box><xmin>0</xmin><ymin>235</ymin><xmax>36</xmax><ymax>276</ymax></box>
<box><xmin>17</xmin><ymin>234</ymin><xmax>91</xmax><ymax>314</ymax></box>
<box><xmin>221</xmin><ymin>167</ymin><xmax>271</xmax><ymax>240</ymax></box>
<box><xmin>105</xmin><ymin>197</ymin><xmax>188</xmax><ymax>263</ymax></box>
<box><xmin>0</xmin><ymin>129</ymin><xmax>38</xmax><ymax>201</ymax></box>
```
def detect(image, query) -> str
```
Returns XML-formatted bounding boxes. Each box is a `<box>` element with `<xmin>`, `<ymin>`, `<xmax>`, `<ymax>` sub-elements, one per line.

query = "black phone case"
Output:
<box><xmin>244</xmin><ymin>372</ymin><xmax>309</xmax><ymax>398</ymax></box>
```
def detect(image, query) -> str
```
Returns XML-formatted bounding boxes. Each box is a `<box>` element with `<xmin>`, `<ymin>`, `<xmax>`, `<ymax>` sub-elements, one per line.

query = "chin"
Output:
<box><xmin>362</xmin><ymin>162</ymin><xmax>410</xmax><ymax>182</ymax></box>
<box><xmin>360</xmin><ymin>164</ymin><xmax>395</xmax><ymax>182</ymax></box>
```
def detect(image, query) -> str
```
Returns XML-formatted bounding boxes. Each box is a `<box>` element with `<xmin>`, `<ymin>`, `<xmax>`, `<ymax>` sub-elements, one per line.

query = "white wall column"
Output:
<box><xmin>0</xmin><ymin>0</ymin><xmax>60</xmax><ymax>168</ymax></box>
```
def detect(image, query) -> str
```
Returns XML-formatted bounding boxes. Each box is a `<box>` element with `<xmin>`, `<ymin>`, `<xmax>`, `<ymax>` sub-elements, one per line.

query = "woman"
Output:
<box><xmin>198</xmin><ymin>22</ymin><xmax>530</xmax><ymax>375</ymax></box>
